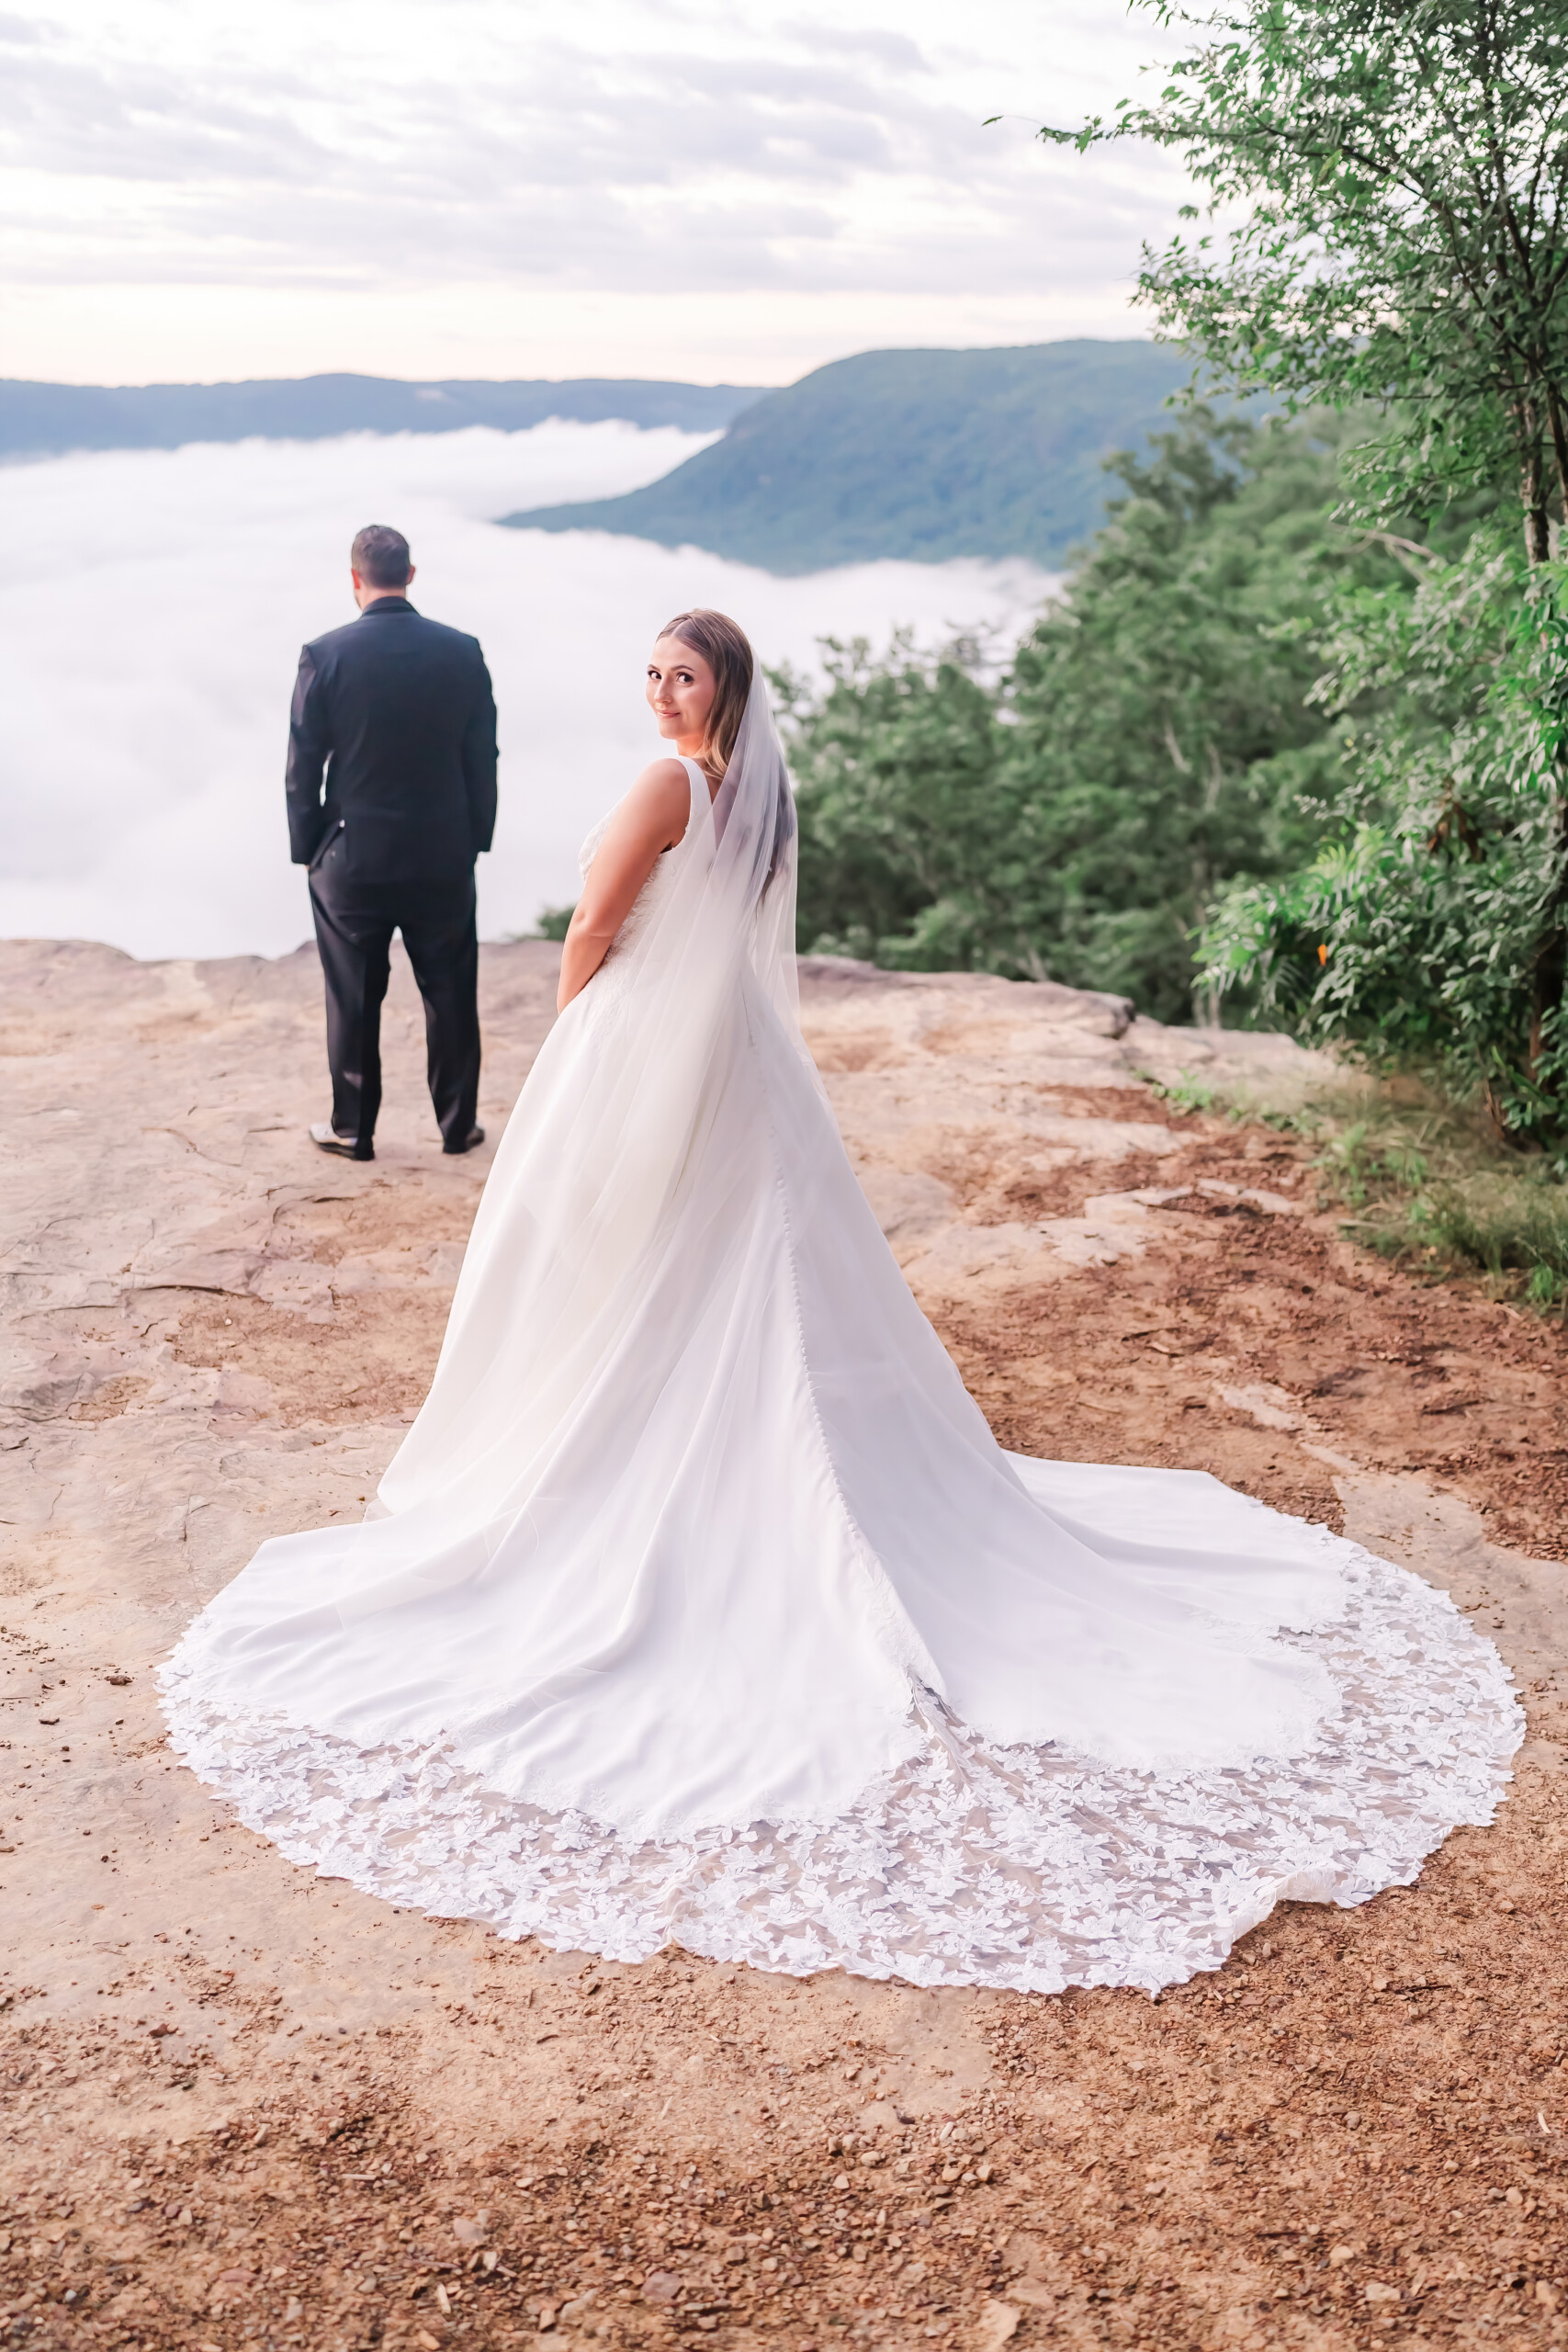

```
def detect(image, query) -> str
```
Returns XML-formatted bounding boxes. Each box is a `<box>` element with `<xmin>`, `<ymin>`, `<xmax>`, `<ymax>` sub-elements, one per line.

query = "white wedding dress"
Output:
<box><xmin>163</xmin><ymin>679</ymin><xmax>1520</xmax><ymax>1995</ymax></box>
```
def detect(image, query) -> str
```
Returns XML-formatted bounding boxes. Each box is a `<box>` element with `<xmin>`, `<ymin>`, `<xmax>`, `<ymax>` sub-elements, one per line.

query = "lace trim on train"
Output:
<box><xmin>159</xmin><ymin>1553</ymin><xmax>1520</xmax><ymax>1996</ymax></box>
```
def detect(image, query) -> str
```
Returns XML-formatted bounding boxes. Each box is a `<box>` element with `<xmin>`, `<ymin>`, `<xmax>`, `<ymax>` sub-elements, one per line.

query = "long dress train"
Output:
<box><xmin>161</xmin><ymin>683</ymin><xmax>1520</xmax><ymax>1995</ymax></box>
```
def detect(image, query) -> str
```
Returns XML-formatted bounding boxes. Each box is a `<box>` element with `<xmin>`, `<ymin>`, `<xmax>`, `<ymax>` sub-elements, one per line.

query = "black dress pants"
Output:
<box><xmin>309</xmin><ymin>855</ymin><xmax>480</xmax><ymax>1157</ymax></box>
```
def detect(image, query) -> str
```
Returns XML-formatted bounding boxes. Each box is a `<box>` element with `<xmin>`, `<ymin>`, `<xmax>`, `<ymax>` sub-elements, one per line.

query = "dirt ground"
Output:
<box><xmin>2</xmin><ymin>939</ymin><xmax>1566</xmax><ymax>2352</ymax></box>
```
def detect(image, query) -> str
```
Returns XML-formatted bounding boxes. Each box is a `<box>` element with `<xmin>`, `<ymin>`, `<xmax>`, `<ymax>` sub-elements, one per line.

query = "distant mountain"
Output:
<box><xmin>0</xmin><ymin>373</ymin><xmax>767</xmax><ymax>460</ymax></box>
<box><xmin>499</xmin><ymin>341</ymin><xmax>1194</xmax><ymax>573</ymax></box>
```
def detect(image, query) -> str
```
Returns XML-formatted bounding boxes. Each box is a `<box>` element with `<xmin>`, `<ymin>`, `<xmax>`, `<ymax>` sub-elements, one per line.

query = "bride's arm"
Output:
<box><xmin>557</xmin><ymin>758</ymin><xmax>693</xmax><ymax>1011</ymax></box>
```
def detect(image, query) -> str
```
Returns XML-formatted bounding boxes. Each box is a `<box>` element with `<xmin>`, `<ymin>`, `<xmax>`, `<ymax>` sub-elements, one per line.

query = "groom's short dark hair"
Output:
<box><xmin>350</xmin><ymin>525</ymin><xmax>412</xmax><ymax>588</ymax></box>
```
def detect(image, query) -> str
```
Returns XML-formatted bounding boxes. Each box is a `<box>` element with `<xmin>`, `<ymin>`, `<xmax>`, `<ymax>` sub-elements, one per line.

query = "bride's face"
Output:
<box><xmin>647</xmin><ymin>637</ymin><xmax>716</xmax><ymax>752</ymax></box>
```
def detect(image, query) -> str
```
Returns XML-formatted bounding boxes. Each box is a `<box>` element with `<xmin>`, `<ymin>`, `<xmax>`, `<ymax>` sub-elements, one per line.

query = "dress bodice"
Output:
<box><xmin>576</xmin><ymin>757</ymin><xmax>706</xmax><ymax>976</ymax></box>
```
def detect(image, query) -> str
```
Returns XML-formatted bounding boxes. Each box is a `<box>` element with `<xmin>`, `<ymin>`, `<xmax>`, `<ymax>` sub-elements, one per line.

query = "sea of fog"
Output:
<box><xmin>0</xmin><ymin>422</ymin><xmax>1055</xmax><ymax>961</ymax></box>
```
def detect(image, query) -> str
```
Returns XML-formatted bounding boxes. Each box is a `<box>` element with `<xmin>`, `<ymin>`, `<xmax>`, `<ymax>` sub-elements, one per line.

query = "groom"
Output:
<box><xmin>286</xmin><ymin>525</ymin><xmax>499</xmax><ymax>1162</ymax></box>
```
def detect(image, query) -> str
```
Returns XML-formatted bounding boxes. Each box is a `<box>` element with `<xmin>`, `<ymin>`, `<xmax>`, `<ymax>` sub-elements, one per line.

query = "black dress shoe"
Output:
<box><xmin>443</xmin><ymin>1125</ymin><xmax>486</xmax><ymax>1156</ymax></box>
<box><xmin>310</xmin><ymin>1120</ymin><xmax>374</xmax><ymax>1162</ymax></box>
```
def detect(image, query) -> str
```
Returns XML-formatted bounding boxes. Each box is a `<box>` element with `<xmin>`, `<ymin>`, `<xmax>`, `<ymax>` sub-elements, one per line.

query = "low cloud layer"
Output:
<box><xmin>0</xmin><ymin>423</ymin><xmax>1051</xmax><ymax>960</ymax></box>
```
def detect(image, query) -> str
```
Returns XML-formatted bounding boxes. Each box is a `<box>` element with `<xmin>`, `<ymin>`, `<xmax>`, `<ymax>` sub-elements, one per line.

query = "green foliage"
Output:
<box><xmin>1405</xmin><ymin>1175</ymin><xmax>1568</xmax><ymax>1305</ymax></box>
<box><xmin>502</xmin><ymin>341</ymin><xmax>1191</xmax><ymax>573</ymax></box>
<box><xmin>531</xmin><ymin>902</ymin><xmax>577</xmax><ymax>942</ymax></box>
<box><xmin>1315</xmin><ymin>1117</ymin><xmax>1429</xmax><ymax>1206</ymax></box>
<box><xmin>1179</xmin><ymin>1069</ymin><xmax>1568</xmax><ymax>1307</ymax></box>
<box><xmin>1199</xmin><ymin>539</ymin><xmax>1568</xmax><ymax>1141</ymax></box>
<box><xmin>1294</xmin><ymin>1079</ymin><xmax>1568</xmax><ymax>1305</ymax></box>
<box><xmin>1048</xmin><ymin>0</ymin><xmax>1568</xmax><ymax>1141</ymax></box>
<box><xmin>777</xmin><ymin>632</ymin><xmax>1010</xmax><ymax>968</ymax></box>
<box><xmin>998</xmin><ymin>407</ymin><xmax>1402</xmax><ymax>1015</ymax></box>
<box><xmin>1052</xmin><ymin>0</ymin><xmax>1568</xmax><ymax>556</ymax></box>
<box><xmin>785</xmin><ymin>405</ymin><xmax>1403</xmax><ymax>1019</ymax></box>
<box><xmin>1141</xmin><ymin>1069</ymin><xmax>1220</xmax><ymax>1114</ymax></box>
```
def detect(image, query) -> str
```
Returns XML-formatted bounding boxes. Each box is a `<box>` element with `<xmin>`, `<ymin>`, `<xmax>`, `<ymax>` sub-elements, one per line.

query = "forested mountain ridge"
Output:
<box><xmin>501</xmin><ymin>341</ymin><xmax>1191</xmax><ymax>572</ymax></box>
<box><xmin>0</xmin><ymin>373</ymin><xmax>762</xmax><ymax>459</ymax></box>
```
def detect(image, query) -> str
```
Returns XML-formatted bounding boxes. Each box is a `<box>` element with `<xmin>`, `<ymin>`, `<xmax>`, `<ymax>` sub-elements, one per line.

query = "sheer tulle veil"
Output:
<box><xmin>719</xmin><ymin>669</ymin><xmax>801</xmax><ymax>1035</ymax></box>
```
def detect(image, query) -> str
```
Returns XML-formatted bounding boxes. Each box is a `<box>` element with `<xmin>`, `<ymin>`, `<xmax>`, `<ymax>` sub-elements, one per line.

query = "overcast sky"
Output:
<box><xmin>1</xmin><ymin>0</ymin><xmax>1194</xmax><ymax>386</ymax></box>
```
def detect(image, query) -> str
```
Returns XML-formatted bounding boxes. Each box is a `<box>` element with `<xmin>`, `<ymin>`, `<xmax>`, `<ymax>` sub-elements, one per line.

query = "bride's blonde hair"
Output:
<box><xmin>660</xmin><ymin>609</ymin><xmax>754</xmax><ymax>775</ymax></box>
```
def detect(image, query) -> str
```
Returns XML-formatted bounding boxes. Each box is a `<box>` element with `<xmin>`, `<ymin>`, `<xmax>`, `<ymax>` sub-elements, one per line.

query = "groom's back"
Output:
<box><xmin>291</xmin><ymin>602</ymin><xmax>497</xmax><ymax>884</ymax></box>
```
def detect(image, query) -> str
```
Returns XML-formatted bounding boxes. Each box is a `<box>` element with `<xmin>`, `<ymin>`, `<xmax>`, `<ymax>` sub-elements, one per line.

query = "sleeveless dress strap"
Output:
<box><xmin>675</xmin><ymin>754</ymin><xmax>710</xmax><ymax>846</ymax></box>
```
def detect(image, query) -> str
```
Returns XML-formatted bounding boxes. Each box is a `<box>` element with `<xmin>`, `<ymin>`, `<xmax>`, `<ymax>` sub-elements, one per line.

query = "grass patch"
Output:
<box><xmin>1162</xmin><ymin>1067</ymin><xmax>1568</xmax><ymax>1314</ymax></box>
<box><xmin>1137</xmin><ymin>1068</ymin><xmax>1220</xmax><ymax>1117</ymax></box>
<box><xmin>1394</xmin><ymin>1174</ymin><xmax>1568</xmax><ymax>1308</ymax></box>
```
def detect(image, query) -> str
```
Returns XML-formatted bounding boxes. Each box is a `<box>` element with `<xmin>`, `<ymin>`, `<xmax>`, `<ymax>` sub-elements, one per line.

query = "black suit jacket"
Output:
<box><xmin>286</xmin><ymin>598</ymin><xmax>499</xmax><ymax>884</ymax></box>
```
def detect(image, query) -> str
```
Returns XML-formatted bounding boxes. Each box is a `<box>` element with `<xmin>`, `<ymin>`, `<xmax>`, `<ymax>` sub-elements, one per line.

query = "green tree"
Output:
<box><xmin>785</xmin><ymin>407</ymin><xmax>1398</xmax><ymax>1021</ymax></box>
<box><xmin>998</xmin><ymin>407</ymin><xmax>1394</xmax><ymax>1018</ymax></box>
<box><xmin>1051</xmin><ymin>0</ymin><xmax>1568</xmax><ymax>1127</ymax></box>
<box><xmin>777</xmin><ymin>630</ymin><xmax>1010</xmax><ymax>970</ymax></box>
<box><xmin>1051</xmin><ymin>0</ymin><xmax>1568</xmax><ymax>558</ymax></box>
<box><xmin>1201</xmin><ymin>538</ymin><xmax>1568</xmax><ymax>1136</ymax></box>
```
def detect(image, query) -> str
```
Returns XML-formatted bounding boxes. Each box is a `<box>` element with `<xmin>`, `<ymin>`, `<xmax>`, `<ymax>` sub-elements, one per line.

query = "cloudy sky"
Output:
<box><xmin>2</xmin><ymin>0</ymin><xmax>1192</xmax><ymax>386</ymax></box>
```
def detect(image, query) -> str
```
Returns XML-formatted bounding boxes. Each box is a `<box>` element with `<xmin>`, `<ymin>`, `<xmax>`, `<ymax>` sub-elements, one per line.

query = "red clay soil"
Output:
<box><xmin>939</xmin><ymin>1099</ymin><xmax>1568</xmax><ymax>1568</ymax></box>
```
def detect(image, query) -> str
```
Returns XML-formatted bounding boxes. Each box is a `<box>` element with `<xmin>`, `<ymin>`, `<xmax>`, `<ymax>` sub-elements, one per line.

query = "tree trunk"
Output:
<box><xmin>1523</xmin><ymin>489</ymin><xmax>1552</xmax><ymax>566</ymax></box>
<box><xmin>1519</xmin><ymin>401</ymin><xmax>1551</xmax><ymax>565</ymax></box>
<box><xmin>1546</xmin><ymin>379</ymin><xmax>1568</xmax><ymax>534</ymax></box>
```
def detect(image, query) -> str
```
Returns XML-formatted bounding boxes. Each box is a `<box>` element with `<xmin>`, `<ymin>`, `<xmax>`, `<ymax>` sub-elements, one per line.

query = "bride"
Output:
<box><xmin>164</xmin><ymin>609</ymin><xmax>1519</xmax><ymax>1994</ymax></box>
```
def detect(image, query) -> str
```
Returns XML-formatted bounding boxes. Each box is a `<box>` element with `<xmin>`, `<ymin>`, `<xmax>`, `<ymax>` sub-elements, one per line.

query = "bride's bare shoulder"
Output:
<box><xmin>621</xmin><ymin>755</ymin><xmax>694</xmax><ymax>828</ymax></box>
<box><xmin>587</xmin><ymin>757</ymin><xmax>693</xmax><ymax>861</ymax></box>
<box><xmin>631</xmin><ymin>755</ymin><xmax>693</xmax><ymax>800</ymax></box>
